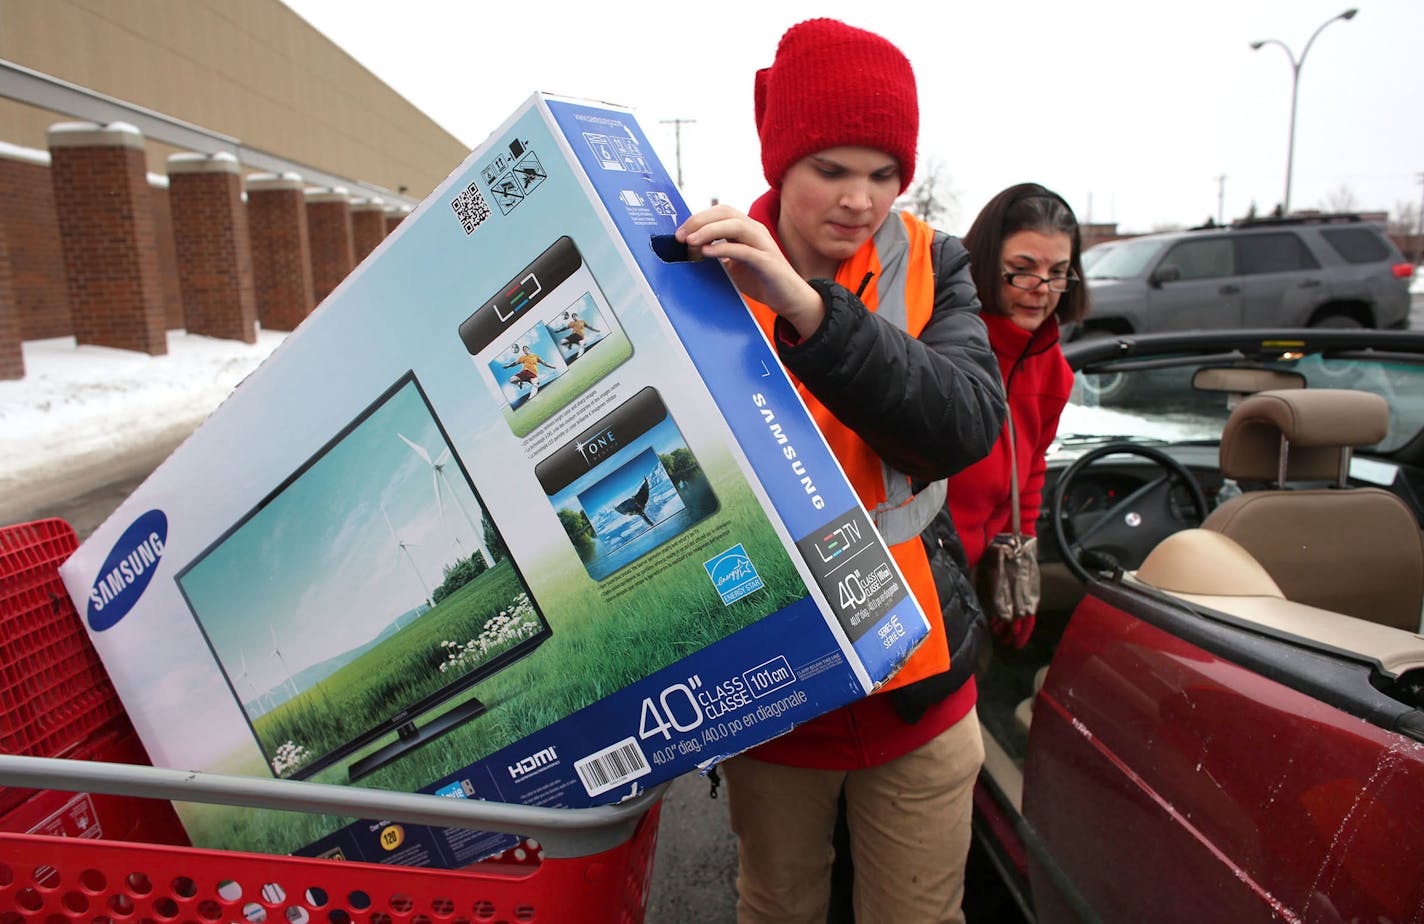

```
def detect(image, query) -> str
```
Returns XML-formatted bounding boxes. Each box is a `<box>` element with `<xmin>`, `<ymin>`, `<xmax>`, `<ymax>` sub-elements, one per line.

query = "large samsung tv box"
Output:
<box><xmin>58</xmin><ymin>93</ymin><xmax>932</xmax><ymax>868</ymax></box>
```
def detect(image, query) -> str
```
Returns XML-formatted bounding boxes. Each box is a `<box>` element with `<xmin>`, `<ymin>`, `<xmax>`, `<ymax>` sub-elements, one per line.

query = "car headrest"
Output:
<box><xmin>1136</xmin><ymin>529</ymin><xmax>1284</xmax><ymax>598</ymax></box>
<box><xmin>1219</xmin><ymin>389</ymin><xmax>1389</xmax><ymax>483</ymax></box>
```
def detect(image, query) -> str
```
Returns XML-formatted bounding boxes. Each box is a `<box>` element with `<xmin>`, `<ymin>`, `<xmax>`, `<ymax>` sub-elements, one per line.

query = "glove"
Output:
<box><xmin>990</xmin><ymin>611</ymin><xmax>1035</xmax><ymax>650</ymax></box>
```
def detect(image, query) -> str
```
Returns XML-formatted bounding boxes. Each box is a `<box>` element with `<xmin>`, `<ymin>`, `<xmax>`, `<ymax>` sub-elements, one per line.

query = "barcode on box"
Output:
<box><xmin>575</xmin><ymin>737</ymin><xmax>650</xmax><ymax>797</ymax></box>
<box><xmin>451</xmin><ymin>181</ymin><xmax>492</xmax><ymax>235</ymax></box>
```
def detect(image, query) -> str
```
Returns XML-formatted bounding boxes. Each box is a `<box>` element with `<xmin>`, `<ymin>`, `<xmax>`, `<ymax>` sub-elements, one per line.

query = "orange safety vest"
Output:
<box><xmin>746</xmin><ymin>211</ymin><xmax>950</xmax><ymax>692</ymax></box>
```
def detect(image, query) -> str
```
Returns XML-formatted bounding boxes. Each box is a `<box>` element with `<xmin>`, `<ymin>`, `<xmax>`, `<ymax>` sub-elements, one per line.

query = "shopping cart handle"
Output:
<box><xmin>0</xmin><ymin>753</ymin><xmax>667</xmax><ymax>859</ymax></box>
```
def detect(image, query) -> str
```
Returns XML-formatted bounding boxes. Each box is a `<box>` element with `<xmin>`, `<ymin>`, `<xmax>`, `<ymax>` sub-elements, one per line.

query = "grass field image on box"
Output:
<box><xmin>250</xmin><ymin>560</ymin><xmax>539</xmax><ymax>775</ymax></box>
<box><xmin>175</xmin><ymin>374</ymin><xmax>551</xmax><ymax>789</ymax></box>
<box><xmin>181</xmin><ymin>458</ymin><xmax>809</xmax><ymax>856</ymax></box>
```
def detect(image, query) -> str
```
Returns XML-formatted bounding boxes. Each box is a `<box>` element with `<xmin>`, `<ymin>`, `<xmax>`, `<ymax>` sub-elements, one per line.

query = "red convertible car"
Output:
<box><xmin>972</xmin><ymin>328</ymin><xmax>1424</xmax><ymax>923</ymax></box>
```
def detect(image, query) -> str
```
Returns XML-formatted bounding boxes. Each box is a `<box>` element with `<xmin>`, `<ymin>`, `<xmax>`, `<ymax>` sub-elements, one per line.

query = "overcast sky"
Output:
<box><xmin>280</xmin><ymin>0</ymin><xmax>1422</xmax><ymax>236</ymax></box>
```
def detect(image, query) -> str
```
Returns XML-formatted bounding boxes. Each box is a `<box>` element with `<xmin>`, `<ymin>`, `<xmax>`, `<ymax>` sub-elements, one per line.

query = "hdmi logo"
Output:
<box><xmin>508</xmin><ymin>746</ymin><xmax>558</xmax><ymax>780</ymax></box>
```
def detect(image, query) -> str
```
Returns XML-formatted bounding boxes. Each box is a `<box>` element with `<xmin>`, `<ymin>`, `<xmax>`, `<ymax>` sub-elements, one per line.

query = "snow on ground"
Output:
<box><xmin>1057</xmin><ymin>400</ymin><xmax>1220</xmax><ymax>444</ymax></box>
<box><xmin>0</xmin><ymin>331</ymin><xmax>287</xmax><ymax>505</ymax></box>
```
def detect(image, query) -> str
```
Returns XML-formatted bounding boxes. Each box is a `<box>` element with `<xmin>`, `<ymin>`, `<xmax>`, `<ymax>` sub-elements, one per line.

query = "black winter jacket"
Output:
<box><xmin>776</xmin><ymin>231</ymin><xmax>1007</xmax><ymax>722</ymax></box>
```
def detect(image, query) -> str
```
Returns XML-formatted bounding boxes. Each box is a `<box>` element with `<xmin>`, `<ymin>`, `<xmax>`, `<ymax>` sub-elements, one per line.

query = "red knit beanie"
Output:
<box><xmin>754</xmin><ymin>19</ymin><xmax>918</xmax><ymax>192</ymax></box>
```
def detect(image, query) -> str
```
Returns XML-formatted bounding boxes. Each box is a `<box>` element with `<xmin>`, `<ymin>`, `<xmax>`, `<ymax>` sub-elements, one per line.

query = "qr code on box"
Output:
<box><xmin>451</xmin><ymin>181</ymin><xmax>492</xmax><ymax>235</ymax></box>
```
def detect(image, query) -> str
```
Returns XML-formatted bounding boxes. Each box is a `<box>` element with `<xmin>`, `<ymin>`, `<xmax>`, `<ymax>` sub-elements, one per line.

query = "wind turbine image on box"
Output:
<box><xmin>380</xmin><ymin>502</ymin><xmax>435</xmax><ymax>610</ymax></box>
<box><xmin>233</xmin><ymin>649</ymin><xmax>266</xmax><ymax>717</ymax></box>
<box><xmin>398</xmin><ymin>433</ymin><xmax>493</xmax><ymax>568</ymax></box>
<box><xmin>265</xmin><ymin>624</ymin><xmax>301</xmax><ymax>705</ymax></box>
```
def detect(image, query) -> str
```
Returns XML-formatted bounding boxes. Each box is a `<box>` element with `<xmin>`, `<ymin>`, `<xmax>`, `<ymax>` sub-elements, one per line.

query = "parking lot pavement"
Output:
<box><xmin>646</xmin><ymin>773</ymin><xmax>738</xmax><ymax>922</ymax></box>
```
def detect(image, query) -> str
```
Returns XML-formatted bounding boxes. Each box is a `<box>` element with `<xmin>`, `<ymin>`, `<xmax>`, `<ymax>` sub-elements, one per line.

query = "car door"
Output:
<box><xmin>1234</xmin><ymin>231</ymin><xmax>1325</xmax><ymax>327</ymax></box>
<box><xmin>1145</xmin><ymin>236</ymin><xmax>1242</xmax><ymax>331</ymax></box>
<box><xmin>1020</xmin><ymin>585</ymin><xmax>1424</xmax><ymax>923</ymax></box>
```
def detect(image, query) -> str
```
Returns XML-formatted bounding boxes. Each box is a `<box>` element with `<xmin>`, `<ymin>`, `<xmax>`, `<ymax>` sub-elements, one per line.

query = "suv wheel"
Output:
<box><xmin>1310</xmin><ymin>311</ymin><xmax>1364</xmax><ymax>329</ymax></box>
<box><xmin>1073</xmin><ymin>331</ymin><xmax>1135</xmax><ymax>405</ymax></box>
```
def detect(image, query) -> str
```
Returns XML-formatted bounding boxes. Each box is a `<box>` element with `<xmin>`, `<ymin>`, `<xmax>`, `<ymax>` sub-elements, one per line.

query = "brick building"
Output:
<box><xmin>0</xmin><ymin>0</ymin><xmax>469</xmax><ymax>378</ymax></box>
<box><xmin>1081</xmin><ymin>222</ymin><xmax>1128</xmax><ymax>252</ymax></box>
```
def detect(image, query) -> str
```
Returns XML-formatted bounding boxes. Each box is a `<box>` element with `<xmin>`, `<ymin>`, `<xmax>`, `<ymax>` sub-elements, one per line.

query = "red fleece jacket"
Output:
<box><xmin>947</xmin><ymin>312</ymin><xmax>1074</xmax><ymax>570</ymax></box>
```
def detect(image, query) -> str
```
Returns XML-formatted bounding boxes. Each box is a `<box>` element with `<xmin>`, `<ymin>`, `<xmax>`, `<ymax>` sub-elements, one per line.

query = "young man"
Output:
<box><xmin>676</xmin><ymin>19</ymin><xmax>1005</xmax><ymax>923</ymax></box>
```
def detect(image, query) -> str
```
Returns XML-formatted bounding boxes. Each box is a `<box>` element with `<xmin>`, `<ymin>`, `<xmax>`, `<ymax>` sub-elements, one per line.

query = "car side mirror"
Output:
<box><xmin>1150</xmin><ymin>265</ymin><xmax>1181</xmax><ymax>288</ymax></box>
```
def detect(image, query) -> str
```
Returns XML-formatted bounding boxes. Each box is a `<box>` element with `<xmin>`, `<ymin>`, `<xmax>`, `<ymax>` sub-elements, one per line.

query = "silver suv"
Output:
<box><xmin>1074</xmin><ymin>216</ymin><xmax>1413</xmax><ymax>337</ymax></box>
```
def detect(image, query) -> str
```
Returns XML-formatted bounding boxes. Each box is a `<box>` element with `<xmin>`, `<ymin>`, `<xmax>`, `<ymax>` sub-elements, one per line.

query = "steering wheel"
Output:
<box><xmin>1049</xmin><ymin>443</ymin><xmax>1210</xmax><ymax>583</ymax></box>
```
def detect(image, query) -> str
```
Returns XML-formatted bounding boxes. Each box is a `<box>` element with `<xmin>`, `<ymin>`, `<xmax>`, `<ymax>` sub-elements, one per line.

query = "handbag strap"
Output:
<box><xmin>1005</xmin><ymin>406</ymin><xmax>1022</xmax><ymax>542</ymax></box>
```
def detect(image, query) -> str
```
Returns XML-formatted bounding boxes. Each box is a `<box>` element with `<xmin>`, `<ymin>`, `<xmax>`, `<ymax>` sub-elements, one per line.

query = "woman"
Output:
<box><xmin>953</xmin><ymin>183</ymin><xmax>1088</xmax><ymax>648</ymax></box>
<box><xmin>674</xmin><ymin>19</ymin><xmax>1005</xmax><ymax>923</ymax></box>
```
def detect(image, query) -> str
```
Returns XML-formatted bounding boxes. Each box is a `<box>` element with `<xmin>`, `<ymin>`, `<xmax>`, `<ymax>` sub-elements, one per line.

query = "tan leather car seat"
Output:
<box><xmin>1203</xmin><ymin>389</ymin><xmax>1424</xmax><ymax>631</ymax></box>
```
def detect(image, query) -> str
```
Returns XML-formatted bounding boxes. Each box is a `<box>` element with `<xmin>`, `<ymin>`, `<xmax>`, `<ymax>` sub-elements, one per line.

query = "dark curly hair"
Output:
<box><xmin>963</xmin><ymin>182</ymin><xmax>1090</xmax><ymax>325</ymax></box>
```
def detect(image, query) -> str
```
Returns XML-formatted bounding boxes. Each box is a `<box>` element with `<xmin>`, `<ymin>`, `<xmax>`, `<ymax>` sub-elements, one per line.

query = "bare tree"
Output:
<box><xmin>1389</xmin><ymin>200</ymin><xmax>1420</xmax><ymax>236</ymax></box>
<box><xmin>1393</xmin><ymin>200</ymin><xmax>1423</xmax><ymax>266</ymax></box>
<box><xmin>895</xmin><ymin>157</ymin><xmax>958</xmax><ymax>228</ymax></box>
<box><xmin>1318</xmin><ymin>183</ymin><xmax>1359</xmax><ymax>214</ymax></box>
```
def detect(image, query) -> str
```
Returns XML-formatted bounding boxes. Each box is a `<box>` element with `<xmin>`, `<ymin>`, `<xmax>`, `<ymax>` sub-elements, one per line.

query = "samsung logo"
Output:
<box><xmin>87</xmin><ymin>510</ymin><xmax>167</xmax><ymax>632</ymax></box>
<box><xmin>752</xmin><ymin>392</ymin><xmax>824</xmax><ymax>510</ymax></box>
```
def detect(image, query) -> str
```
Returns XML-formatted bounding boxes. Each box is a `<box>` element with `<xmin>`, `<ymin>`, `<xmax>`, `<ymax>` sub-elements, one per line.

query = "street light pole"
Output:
<box><xmin>1250</xmin><ymin>8</ymin><xmax>1357</xmax><ymax>215</ymax></box>
<box><xmin>1414</xmin><ymin>172</ymin><xmax>1424</xmax><ymax>269</ymax></box>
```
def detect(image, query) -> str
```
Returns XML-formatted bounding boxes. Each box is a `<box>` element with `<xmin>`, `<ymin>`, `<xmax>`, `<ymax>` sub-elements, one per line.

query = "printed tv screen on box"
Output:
<box><xmin>60</xmin><ymin>92</ymin><xmax>932</xmax><ymax>868</ymax></box>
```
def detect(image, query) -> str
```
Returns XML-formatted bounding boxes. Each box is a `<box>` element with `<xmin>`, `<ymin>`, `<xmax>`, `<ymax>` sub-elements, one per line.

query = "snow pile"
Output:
<box><xmin>0</xmin><ymin>331</ymin><xmax>287</xmax><ymax>503</ymax></box>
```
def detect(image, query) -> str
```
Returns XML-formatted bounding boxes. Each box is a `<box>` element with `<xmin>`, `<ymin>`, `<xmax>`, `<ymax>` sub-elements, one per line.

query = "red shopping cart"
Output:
<box><xmin>0</xmin><ymin>519</ymin><xmax>665</xmax><ymax>922</ymax></box>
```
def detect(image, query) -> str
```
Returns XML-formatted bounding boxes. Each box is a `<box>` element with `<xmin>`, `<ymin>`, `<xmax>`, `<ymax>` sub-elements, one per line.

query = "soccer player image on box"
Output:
<box><xmin>460</xmin><ymin>236</ymin><xmax>633</xmax><ymax>436</ymax></box>
<box><xmin>487</xmin><ymin>325</ymin><xmax>567</xmax><ymax>410</ymax></box>
<box><xmin>548</xmin><ymin>299</ymin><xmax>607</xmax><ymax>362</ymax></box>
<box><xmin>503</xmin><ymin>344</ymin><xmax>558</xmax><ymax>399</ymax></box>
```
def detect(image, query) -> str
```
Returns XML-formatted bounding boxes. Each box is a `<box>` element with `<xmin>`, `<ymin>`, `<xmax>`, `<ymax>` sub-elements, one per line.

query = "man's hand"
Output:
<box><xmin>676</xmin><ymin>206</ymin><xmax>825</xmax><ymax>340</ymax></box>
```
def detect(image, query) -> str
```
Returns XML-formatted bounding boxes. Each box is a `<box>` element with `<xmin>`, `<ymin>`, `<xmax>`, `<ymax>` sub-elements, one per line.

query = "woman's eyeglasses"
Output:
<box><xmin>1002</xmin><ymin>271</ymin><xmax>1078</xmax><ymax>293</ymax></box>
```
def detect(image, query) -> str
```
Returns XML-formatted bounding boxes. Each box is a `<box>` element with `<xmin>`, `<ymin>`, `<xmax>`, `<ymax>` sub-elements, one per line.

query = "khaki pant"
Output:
<box><xmin>722</xmin><ymin>707</ymin><xmax>984</xmax><ymax>924</ymax></box>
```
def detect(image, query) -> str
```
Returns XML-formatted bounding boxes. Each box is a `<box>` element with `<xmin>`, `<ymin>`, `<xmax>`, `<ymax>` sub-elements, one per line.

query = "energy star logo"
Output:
<box><xmin>704</xmin><ymin>544</ymin><xmax>764</xmax><ymax>605</ymax></box>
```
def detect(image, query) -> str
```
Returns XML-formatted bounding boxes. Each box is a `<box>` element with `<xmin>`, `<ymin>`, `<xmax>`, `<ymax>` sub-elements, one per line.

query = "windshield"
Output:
<box><xmin>1063</xmin><ymin>352</ymin><xmax>1424</xmax><ymax>455</ymax></box>
<box><xmin>1084</xmin><ymin>238</ymin><xmax>1165</xmax><ymax>280</ymax></box>
<box><xmin>1080</xmin><ymin>244</ymin><xmax>1114</xmax><ymax>273</ymax></box>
